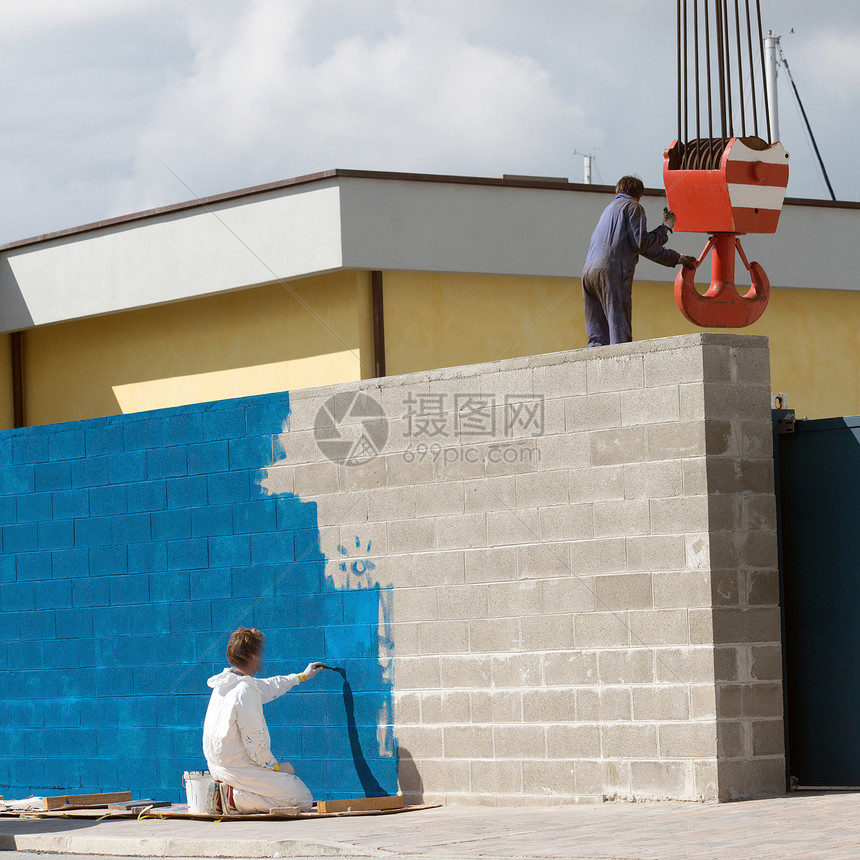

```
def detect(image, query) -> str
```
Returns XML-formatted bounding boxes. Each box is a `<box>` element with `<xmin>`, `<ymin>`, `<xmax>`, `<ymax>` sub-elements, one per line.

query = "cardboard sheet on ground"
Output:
<box><xmin>22</xmin><ymin>803</ymin><xmax>439</xmax><ymax>821</ymax></box>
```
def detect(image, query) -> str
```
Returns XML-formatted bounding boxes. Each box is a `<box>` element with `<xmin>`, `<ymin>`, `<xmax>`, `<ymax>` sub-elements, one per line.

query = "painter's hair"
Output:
<box><xmin>615</xmin><ymin>175</ymin><xmax>645</xmax><ymax>199</ymax></box>
<box><xmin>226</xmin><ymin>627</ymin><xmax>264</xmax><ymax>668</ymax></box>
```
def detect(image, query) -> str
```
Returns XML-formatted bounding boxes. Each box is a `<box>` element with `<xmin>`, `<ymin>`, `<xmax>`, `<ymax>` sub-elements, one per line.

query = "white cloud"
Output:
<box><xmin>2</xmin><ymin>0</ymin><xmax>857</xmax><ymax>243</ymax></box>
<box><xmin>801</xmin><ymin>31</ymin><xmax>860</xmax><ymax>102</ymax></box>
<box><xmin>109</xmin><ymin>0</ymin><xmax>594</xmax><ymax>215</ymax></box>
<box><xmin>0</xmin><ymin>0</ymin><xmax>160</xmax><ymax>40</ymax></box>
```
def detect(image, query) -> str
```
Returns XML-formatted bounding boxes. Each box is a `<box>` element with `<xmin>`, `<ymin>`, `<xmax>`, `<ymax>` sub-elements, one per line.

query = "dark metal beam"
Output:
<box><xmin>11</xmin><ymin>331</ymin><xmax>24</xmax><ymax>428</ymax></box>
<box><xmin>371</xmin><ymin>271</ymin><xmax>386</xmax><ymax>379</ymax></box>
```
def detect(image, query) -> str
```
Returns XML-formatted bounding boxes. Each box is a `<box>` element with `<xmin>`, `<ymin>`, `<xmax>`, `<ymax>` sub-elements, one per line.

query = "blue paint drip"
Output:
<box><xmin>325</xmin><ymin>665</ymin><xmax>387</xmax><ymax>798</ymax></box>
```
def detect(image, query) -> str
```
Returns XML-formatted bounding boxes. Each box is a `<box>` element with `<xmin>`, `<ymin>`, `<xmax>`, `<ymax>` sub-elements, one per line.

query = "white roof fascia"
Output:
<box><xmin>338</xmin><ymin>175</ymin><xmax>860</xmax><ymax>294</ymax></box>
<box><xmin>338</xmin><ymin>174</ymin><xmax>603</xmax><ymax>278</ymax></box>
<box><xmin>0</xmin><ymin>179</ymin><xmax>344</xmax><ymax>333</ymax></box>
<box><xmin>1</xmin><ymin>169</ymin><xmax>858</xmax><ymax>335</ymax></box>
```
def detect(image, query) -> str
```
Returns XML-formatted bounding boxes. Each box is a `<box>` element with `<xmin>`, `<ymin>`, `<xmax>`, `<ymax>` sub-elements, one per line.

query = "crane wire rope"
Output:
<box><xmin>676</xmin><ymin>0</ymin><xmax>771</xmax><ymax>170</ymax></box>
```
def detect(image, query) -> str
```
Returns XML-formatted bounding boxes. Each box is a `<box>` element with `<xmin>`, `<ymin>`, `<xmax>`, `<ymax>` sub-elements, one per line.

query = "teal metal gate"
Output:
<box><xmin>776</xmin><ymin>412</ymin><xmax>860</xmax><ymax>788</ymax></box>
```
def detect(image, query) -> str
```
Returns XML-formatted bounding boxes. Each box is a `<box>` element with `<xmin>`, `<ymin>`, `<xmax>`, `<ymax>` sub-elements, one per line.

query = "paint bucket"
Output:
<box><xmin>183</xmin><ymin>771</ymin><xmax>220</xmax><ymax>814</ymax></box>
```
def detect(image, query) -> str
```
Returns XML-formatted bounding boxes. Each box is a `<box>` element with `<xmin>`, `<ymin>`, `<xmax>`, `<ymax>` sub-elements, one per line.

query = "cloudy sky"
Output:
<box><xmin>1</xmin><ymin>0</ymin><xmax>857</xmax><ymax>245</ymax></box>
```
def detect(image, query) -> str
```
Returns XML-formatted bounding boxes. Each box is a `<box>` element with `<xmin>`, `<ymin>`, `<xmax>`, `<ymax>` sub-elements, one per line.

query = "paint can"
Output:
<box><xmin>183</xmin><ymin>770</ymin><xmax>220</xmax><ymax>814</ymax></box>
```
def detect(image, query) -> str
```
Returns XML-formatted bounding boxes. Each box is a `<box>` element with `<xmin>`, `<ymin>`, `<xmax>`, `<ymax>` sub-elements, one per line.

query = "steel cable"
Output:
<box><xmin>723</xmin><ymin>0</ymin><xmax>735</xmax><ymax>138</ymax></box>
<box><xmin>677</xmin><ymin>0</ymin><xmax>683</xmax><ymax>147</ymax></box>
<box><xmin>755</xmin><ymin>0</ymin><xmax>771</xmax><ymax>142</ymax></box>
<box><xmin>704</xmin><ymin>1</ymin><xmax>714</xmax><ymax>164</ymax></box>
<box><xmin>734</xmin><ymin>0</ymin><xmax>746</xmax><ymax>137</ymax></box>
<box><xmin>693</xmin><ymin>0</ymin><xmax>702</xmax><ymax>166</ymax></box>
<box><xmin>744</xmin><ymin>0</ymin><xmax>759</xmax><ymax>138</ymax></box>
<box><xmin>677</xmin><ymin>0</ymin><xmax>772</xmax><ymax>168</ymax></box>
<box><xmin>715</xmin><ymin>0</ymin><xmax>728</xmax><ymax>146</ymax></box>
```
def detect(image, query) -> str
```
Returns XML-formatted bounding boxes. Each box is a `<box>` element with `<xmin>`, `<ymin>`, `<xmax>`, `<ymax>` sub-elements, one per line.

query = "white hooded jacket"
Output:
<box><xmin>203</xmin><ymin>667</ymin><xmax>312</xmax><ymax>811</ymax></box>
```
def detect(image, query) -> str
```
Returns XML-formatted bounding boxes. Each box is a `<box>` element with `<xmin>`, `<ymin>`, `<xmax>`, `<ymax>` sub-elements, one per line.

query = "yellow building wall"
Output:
<box><xmin>382</xmin><ymin>271</ymin><xmax>588</xmax><ymax>373</ymax></box>
<box><xmin>635</xmin><ymin>281</ymin><xmax>860</xmax><ymax>420</ymax></box>
<box><xmin>21</xmin><ymin>270</ymin><xmax>369</xmax><ymax>428</ymax></box>
<box><xmin>382</xmin><ymin>271</ymin><xmax>860</xmax><ymax>421</ymax></box>
<box><xmin>5</xmin><ymin>267</ymin><xmax>857</xmax><ymax>431</ymax></box>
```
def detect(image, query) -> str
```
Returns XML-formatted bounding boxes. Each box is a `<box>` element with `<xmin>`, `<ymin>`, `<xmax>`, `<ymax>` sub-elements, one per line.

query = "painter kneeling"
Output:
<box><xmin>203</xmin><ymin>626</ymin><xmax>325</xmax><ymax>813</ymax></box>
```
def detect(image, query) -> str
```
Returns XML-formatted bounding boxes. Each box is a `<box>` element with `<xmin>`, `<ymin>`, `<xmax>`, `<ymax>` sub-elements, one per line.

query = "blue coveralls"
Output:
<box><xmin>582</xmin><ymin>194</ymin><xmax>681</xmax><ymax>347</ymax></box>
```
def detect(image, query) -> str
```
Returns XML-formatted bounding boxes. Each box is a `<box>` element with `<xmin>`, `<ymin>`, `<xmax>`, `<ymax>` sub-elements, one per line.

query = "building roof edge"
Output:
<box><xmin>2</xmin><ymin>167</ymin><xmax>857</xmax><ymax>253</ymax></box>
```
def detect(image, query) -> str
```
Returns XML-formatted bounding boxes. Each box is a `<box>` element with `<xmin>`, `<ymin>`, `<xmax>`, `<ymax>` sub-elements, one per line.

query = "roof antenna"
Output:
<box><xmin>572</xmin><ymin>149</ymin><xmax>597</xmax><ymax>185</ymax></box>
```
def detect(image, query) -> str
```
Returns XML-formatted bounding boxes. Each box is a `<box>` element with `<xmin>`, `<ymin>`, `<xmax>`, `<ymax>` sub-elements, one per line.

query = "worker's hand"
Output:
<box><xmin>302</xmin><ymin>662</ymin><xmax>326</xmax><ymax>680</ymax></box>
<box><xmin>278</xmin><ymin>761</ymin><xmax>295</xmax><ymax>774</ymax></box>
<box><xmin>662</xmin><ymin>207</ymin><xmax>677</xmax><ymax>229</ymax></box>
<box><xmin>679</xmin><ymin>254</ymin><xmax>697</xmax><ymax>269</ymax></box>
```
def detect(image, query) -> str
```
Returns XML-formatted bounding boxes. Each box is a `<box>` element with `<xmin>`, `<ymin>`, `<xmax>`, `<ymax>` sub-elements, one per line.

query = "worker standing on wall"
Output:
<box><xmin>203</xmin><ymin>626</ymin><xmax>326</xmax><ymax>813</ymax></box>
<box><xmin>582</xmin><ymin>175</ymin><xmax>697</xmax><ymax>347</ymax></box>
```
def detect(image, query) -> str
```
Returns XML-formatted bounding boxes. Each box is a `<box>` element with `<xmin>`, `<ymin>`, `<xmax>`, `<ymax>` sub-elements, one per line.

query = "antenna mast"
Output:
<box><xmin>764</xmin><ymin>30</ymin><xmax>780</xmax><ymax>141</ymax></box>
<box><xmin>573</xmin><ymin>150</ymin><xmax>595</xmax><ymax>184</ymax></box>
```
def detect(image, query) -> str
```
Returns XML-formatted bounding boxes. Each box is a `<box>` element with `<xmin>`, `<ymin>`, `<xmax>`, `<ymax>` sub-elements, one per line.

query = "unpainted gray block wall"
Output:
<box><xmin>263</xmin><ymin>333</ymin><xmax>783</xmax><ymax>804</ymax></box>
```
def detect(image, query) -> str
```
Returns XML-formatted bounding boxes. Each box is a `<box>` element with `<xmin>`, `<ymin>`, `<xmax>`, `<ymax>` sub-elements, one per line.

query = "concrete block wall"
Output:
<box><xmin>272</xmin><ymin>333</ymin><xmax>783</xmax><ymax>804</ymax></box>
<box><xmin>2</xmin><ymin>332</ymin><xmax>783</xmax><ymax>805</ymax></box>
<box><xmin>701</xmin><ymin>343</ymin><xmax>785</xmax><ymax>799</ymax></box>
<box><xmin>0</xmin><ymin>394</ymin><xmax>396</xmax><ymax>802</ymax></box>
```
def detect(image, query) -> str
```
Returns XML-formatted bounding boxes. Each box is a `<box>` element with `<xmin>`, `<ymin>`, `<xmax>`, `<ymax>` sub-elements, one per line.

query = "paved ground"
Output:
<box><xmin>1</xmin><ymin>793</ymin><xmax>859</xmax><ymax>859</ymax></box>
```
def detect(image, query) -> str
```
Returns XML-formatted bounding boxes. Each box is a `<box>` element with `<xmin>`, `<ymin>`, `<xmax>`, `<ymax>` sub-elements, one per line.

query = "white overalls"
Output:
<box><xmin>203</xmin><ymin>668</ymin><xmax>313</xmax><ymax>812</ymax></box>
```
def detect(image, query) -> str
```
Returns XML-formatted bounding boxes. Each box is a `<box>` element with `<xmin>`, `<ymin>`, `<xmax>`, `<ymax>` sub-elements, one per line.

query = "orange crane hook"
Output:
<box><xmin>667</xmin><ymin>0</ymin><xmax>788</xmax><ymax>328</ymax></box>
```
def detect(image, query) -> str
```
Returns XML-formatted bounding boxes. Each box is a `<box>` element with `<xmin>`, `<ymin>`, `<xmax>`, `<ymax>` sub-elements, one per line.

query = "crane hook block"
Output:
<box><xmin>675</xmin><ymin>234</ymin><xmax>769</xmax><ymax>328</ymax></box>
<box><xmin>663</xmin><ymin>137</ymin><xmax>789</xmax><ymax>234</ymax></box>
<box><xmin>665</xmin><ymin>136</ymin><xmax>787</xmax><ymax>328</ymax></box>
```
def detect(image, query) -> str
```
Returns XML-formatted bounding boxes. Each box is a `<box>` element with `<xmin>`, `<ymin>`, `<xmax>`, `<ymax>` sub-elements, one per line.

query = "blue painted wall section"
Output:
<box><xmin>0</xmin><ymin>392</ymin><xmax>397</xmax><ymax>802</ymax></box>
